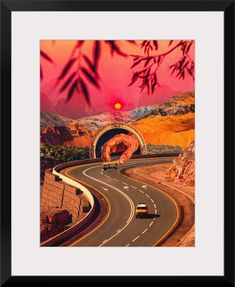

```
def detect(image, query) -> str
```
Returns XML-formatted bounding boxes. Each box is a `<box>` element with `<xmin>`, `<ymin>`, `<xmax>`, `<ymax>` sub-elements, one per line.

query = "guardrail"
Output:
<box><xmin>41</xmin><ymin>163</ymin><xmax>98</xmax><ymax>247</ymax></box>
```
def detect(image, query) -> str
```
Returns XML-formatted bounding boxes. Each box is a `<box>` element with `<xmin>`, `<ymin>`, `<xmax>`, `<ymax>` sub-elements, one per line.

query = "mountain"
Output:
<box><xmin>41</xmin><ymin>112</ymin><xmax>72</xmax><ymax>128</ymax></box>
<box><xmin>40</xmin><ymin>91</ymin><xmax>195</xmax><ymax>148</ymax></box>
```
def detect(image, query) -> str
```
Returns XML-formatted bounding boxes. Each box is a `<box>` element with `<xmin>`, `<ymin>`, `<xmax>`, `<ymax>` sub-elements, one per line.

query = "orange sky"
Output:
<box><xmin>40</xmin><ymin>40</ymin><xmax>194</xmax><ymax>119</ymax></box>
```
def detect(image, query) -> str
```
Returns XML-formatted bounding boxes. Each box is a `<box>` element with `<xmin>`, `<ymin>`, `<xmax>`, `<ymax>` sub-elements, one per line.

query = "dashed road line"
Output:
<box><xmin>149</xmin><ymin>221</ymin><xmax>154</xmax><ymax>227</ymax></box>
<box><xmin>132</xmin><ymin>235</ymin><xmax>140</xmax><ymax>242</ymax></box>
<box><xmin>126</xmin><ymin>243</ymin><xmax>131</xmax><ymax>247</ymax></box>
<box><xmin>138</xmin><ymin>189</ymin><xmax>144</xmax><ymax>194</ymax></box>
<box><xmin>112</xmin><ymin>178</ymin><xmax>119</xmax><ymax>182</ymax></box>
<box><xmin>142</xmin><ymin>185</ymin><xmax>147</xmax><ymax>189</ymax></box>
<box><xmin>130</xmin><ymin>185</ymin><xmax>137</xmax><ymax>189</ymax></box>
<box><xmin>82</xmin><ymin>165</ymin><xmax>135</xmax><ymax>247</ymax></box>
<box><xmin>101</xmin><ymin>187</ymin><xmax>109</xmax><ymax>191</ymax></box>
<box><xmin>123</xmin><ymin>186</ymin><xmax>129</xmax><ymax>190</ymax></box>
<box><xmin>122</xmin><ymin>182</ymin><xmax>129</xmax><ymax>185</ymax></box>
<box><xmin>142</xmin><ymin>228</ymin><xmax>148</xmax><ymax>234</ymax></box>
<box><xmin>104</xmin><ymin>175</ymin><xmax>110</xmax><ymax>178</ymax></box>
<box><xmin>154</xmin><ymin>203</ymin><xmax>157</xmax><ymax>209</ymax></box>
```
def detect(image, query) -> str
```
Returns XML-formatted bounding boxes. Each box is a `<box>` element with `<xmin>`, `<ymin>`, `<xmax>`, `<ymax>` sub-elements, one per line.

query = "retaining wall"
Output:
<box><xmin>41</xmin><ymin>169</ymin><xmax>90</xmax><ymax>222</ymax></box>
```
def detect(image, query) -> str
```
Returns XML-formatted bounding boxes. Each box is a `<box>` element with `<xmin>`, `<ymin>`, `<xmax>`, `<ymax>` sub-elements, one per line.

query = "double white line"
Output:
<box><xmin>82</xmin><ymin>166</ymin><xmax>135</xmax><ymax>247</ymax></box>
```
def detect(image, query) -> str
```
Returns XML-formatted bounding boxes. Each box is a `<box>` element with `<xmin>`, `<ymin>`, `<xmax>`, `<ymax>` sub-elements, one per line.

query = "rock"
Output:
<box><xmin>166</xmin><ymin>141</ymin><xmax>195</xmax><ymax>186</ymax></box>
<box><xmin>41</xmin><ymin>126</ymin><xmax>73</xmax><ymax>145</ymax></box>
<box><xmin>40</xmin><ymin>206</ymin><xmax>72</xmax><ymax>242</ymax></box>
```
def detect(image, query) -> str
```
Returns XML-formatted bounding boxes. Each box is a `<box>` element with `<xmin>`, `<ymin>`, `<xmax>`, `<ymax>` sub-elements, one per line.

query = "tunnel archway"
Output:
<box><xmin>90</xmin><ymin>123</ymin><xmax>147</xmax><ymax>159</ymax></box>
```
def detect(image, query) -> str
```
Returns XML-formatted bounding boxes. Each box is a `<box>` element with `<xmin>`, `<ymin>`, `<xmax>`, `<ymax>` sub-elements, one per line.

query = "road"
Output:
<box><xmin>64</xmin><ymin>157</ymin><xmax>179</xmax><ymax>247</ymax></box>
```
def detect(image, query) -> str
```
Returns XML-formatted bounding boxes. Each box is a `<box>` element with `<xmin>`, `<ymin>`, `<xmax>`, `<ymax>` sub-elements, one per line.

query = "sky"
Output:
<box><xmin>40</xmin><ymin>40</ymin><xmax>195</xmax><ymax>119</ymax></box>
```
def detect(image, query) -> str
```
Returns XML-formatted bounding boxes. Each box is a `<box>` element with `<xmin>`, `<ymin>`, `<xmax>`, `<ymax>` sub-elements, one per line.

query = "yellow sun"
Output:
<box><xmin>114</xmin><ymin>102</ymin><xmax>122</xmax><ymax>110</ymax></box>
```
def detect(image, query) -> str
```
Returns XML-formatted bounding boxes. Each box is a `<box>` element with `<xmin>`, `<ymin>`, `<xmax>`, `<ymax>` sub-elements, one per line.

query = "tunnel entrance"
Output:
<box><xmin>90</xmin><ymin>124</ymin><xmax>147</xmax><ymax>159</ymax></box>
<box><xmin>95</xmin><ymin>128</ymin><xmax>141</xmax><ymax>158</ymax></box>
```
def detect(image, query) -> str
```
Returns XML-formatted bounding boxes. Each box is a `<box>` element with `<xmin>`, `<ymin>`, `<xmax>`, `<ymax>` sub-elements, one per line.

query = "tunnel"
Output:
<box><xmin>90</xmin><ymin>124</ymin><xmax>147</xmax><ymax>159</ymax></box>
<box><xmin>95</xmin><ymin>128</ymin><xmax>141</xmax><ymax>158</ymax></box>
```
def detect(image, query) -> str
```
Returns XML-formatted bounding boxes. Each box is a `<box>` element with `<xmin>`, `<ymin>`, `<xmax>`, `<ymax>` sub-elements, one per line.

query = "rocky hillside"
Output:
<box><xmin>41</xmin><ymin>111</ymin><xmax>72</xmax><ymax>128</ymax></box>
<box><xmin>131</xmin><ymin>112</ymin><xmax>194</xmax><ymax>148</ymax></box>
<box><xmin>41</xmin><ymin>126</ymin><xmax>73</xmax><ymax>145</ymax></box>
<box><xmin>166</xmin><ymin>141</ymin><xmax>195</xmax><ymax>186</ymax></box>
<box><xmin>41</xmin><ymin>91</ymin><xmax>195</xmax><ymax>148</ymax></box>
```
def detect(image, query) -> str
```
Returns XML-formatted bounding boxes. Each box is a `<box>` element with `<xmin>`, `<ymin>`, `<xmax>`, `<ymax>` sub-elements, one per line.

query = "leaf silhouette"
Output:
<box><xmin>131</xmin><ymin>59</ymin><xmax>143</xmax><ymax>69</ymax></box>
<box><xmin>106</xmin><ymin>41</ymin><xmax>127</xmax><ymax>57</ymax></box>
<box><xmin>93</xmin><ymin>41</ymin><xmax>100</xmax><ymax>68</ymax></box>
<box><xmin>128</xmin><ymin>72</ymin><xmax>139</xmax><ymax>86</ymax></box>
<box><xmin>81</xmin><ymin>67</ymin><xmax>100</xmax><ymax>88</ymax></box>
<box><xmin>83</xmin><ymin>55</ymin><xmax>99</xmax><ymax>77</ymax></box>
<box><xmin>127</xmin><ymin>40</ymin><xmax>137</xmax><ymax>45</ymax></box>
<box><xmin>79</xmin><ymin>79</ymin><xmax>90</xmax><ymax>104</ymax></box>
<box><xmin>153</xmin><ymin>40</ymin><xmax>158</xmax><ymax>50</ymax></box>
<box><xmin>66</xmin><ymin>80</ymin><xmax>78</xmax><ymax>103</ymax></box>
<box><xmin>40</xmin><ymin>50</ymin><xmax>53</xmax><ymax>63</ymax></box>
<box><xmin>58</xmin><ymin>58</ymin><xmax>76</xmax><ymax>80</ymax></box>
<box><xmin>40</xmin><ymin>65</ymin><xmax>43</xmax><ymax>79</ymax></box>
<box><xmin>59</xmin><ymin>72</ymin><xmax>76</xmax><ymax>93</ymax></box>
<box><xmin>77</xmin><ymin>40</ymin><xmax>85</xmax><ymax>48</ymax></box>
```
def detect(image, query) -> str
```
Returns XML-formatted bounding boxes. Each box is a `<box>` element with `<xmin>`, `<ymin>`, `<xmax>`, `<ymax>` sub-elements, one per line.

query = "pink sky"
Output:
<box><xmin>40</xmin><ymin>40</ymin><xmax>195</xmax><ymax>119</ymax></box>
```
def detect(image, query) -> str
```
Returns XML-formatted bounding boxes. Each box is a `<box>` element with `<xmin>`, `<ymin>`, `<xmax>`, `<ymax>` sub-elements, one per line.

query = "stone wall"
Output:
<box><xmin>41</xmin><ymin>169</ymin><xmax>90</xmax><ymax>222</ymax></box>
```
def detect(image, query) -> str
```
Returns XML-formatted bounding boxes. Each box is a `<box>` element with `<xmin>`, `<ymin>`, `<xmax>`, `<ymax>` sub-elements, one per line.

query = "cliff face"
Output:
<box><xmin>166</xmin><ymin>141</ymin><xmax>195</xmax><ymax>186</ymax></box>
<box><xmin>41</xmin><ymin>126</ymin><xmax>73</xmax><ymax>145</ymax></box>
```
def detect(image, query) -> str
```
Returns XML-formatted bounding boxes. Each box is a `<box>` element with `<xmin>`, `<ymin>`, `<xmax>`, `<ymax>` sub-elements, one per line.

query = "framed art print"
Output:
<box><xmin>1</xmin><ymin>0</ymin><xmax>234</xmax><ymax>286</ymax></box>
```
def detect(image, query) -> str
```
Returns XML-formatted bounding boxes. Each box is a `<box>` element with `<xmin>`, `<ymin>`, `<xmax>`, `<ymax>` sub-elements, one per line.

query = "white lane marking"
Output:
<box><xmin>102</xmin><ymin>239</ymin><xmax>108</xmax><ymax>244</ymax></box>
<box><xmin>126</xmin><ymin>243</ymin><xmax>131</xmax><ymax>247</ymax></box>
<box><xmin>132</xmin><ymin>235</ymin><xmax>140</xmax><ymax>242</ymax></box>
<box><xmin>104</xmin><ymin>174</ymin><xmax>110</xmax><ymax>178</ymax></box>
<box><xmin>145</xmin><ymin>194</ymin><xmax>150</xmax><ymax>199</ymax></box>
<box><xmin>138</xmin><ymin>189</ymin><xmax>144</xmax><ymax>194</ymax></box>
<box><xmin>150</xmin><ymin>198</ymin><xmax>154</xmax><ymax>203</ymax></box>
<box><xmin>101</xmin><ymin>170</ymin><xmax>104</xmax><ymax>175</ymax></box>
<box><xmin>116</xmin><ymin>229</ymin><xmax>121</xmax><ymax>234</ymax></box>
<box><xmin>101</xmin><ymin>187</ymin><xmax>109</xmax><ymax>191</ymax></box>
<box><xmin>112</xmin><ymin>178</ymin><xmax>119</xmax><ymax>182</ymax></box>
<box><xmin>122</xmin><ymin>182</ymin><xmax>128</xmax><ymax>185</ymax></box>
<box><xmin>123</xmin><ymin>186</ymin><xmax>129</xmax><ymax>190</ymax></box>
<box><xmin>82</xmin><ymin>166</ymin><xmax>135</xmax><ymax>247</ymax></box>
<box><xmin>142</xmin><ymin>228</ymin><xmax>148</xmax><ymax>234</ymax></box>
<box><xmin>142</xmin><ymin>185</ymin><xmax>147</xmax><ymax>189</ymax></box>
<box><xmin>149</xmin><ymin>221</ymin><xmax>154</xmax><ymax>227</ymax></box>
<box><xmin>130</xmin><ymin>185</ymin><xmax>137</xmax><ymax>189</ymax></box>
<box><xmin>154</xmin><ymin>203</ymin><xmax>157</xmax><ymax>209</ymax></box>
<box><xmin>155</xmin><ymin>209</ymin><xmax>157</xmax><ymax>214</ymax></box>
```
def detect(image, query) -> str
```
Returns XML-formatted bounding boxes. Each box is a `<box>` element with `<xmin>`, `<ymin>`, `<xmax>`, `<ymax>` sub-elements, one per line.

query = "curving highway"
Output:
<box><xmin>63</xmin><ymin>158</ymin><xmax>179</xmax><ymax>247</ymax></box>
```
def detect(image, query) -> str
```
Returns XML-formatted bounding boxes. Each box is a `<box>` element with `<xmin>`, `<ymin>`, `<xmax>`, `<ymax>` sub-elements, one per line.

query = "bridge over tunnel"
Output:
<box><xmin>90</xmin><ymin>124</ymin><xmax>147</xmax><ymax>159</ymax></box>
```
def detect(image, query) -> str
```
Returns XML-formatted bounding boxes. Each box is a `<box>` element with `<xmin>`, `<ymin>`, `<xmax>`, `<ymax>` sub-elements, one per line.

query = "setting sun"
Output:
<box><xmin>114</xmin><ymin>102</ymin><xmax>122</xmax><ymax>110</ymax></box>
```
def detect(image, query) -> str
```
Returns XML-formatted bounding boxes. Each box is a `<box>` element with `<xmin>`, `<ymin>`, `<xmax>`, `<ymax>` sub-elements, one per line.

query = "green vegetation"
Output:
<box><xmin>147</xmin><ymin>144</ymin><xmax>182</xmax><ymax>155</ymax></box>
<box><xmin>40</xmin><ymin>144</ymin><xmax>89</xmax><ymax>161</ymax></box>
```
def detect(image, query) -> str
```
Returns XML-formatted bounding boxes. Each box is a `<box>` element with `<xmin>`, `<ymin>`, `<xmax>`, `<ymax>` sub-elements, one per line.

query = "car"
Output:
<box><xmin>135</xmin><ymin>203</ymin><xmax>148</xmax><ymax>218</ymax></box>
<box><xmin>102</xmin><ymin>161</ymin><xmax>119</xmax><ymax>170</ymax></box>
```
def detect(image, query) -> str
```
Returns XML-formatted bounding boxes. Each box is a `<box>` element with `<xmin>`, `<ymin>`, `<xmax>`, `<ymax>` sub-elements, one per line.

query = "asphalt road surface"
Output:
<box><xmin>64</xmin><ymin>157</ymin><xmax>179</xmax><ymax>247</ymax></box>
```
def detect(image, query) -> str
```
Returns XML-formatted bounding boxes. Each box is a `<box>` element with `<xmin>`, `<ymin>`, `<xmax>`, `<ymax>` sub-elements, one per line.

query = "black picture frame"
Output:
<box><xmin>0</xmin><ymin>0</ymin><xmax>234</xmax><ymax>286</ymax></box>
